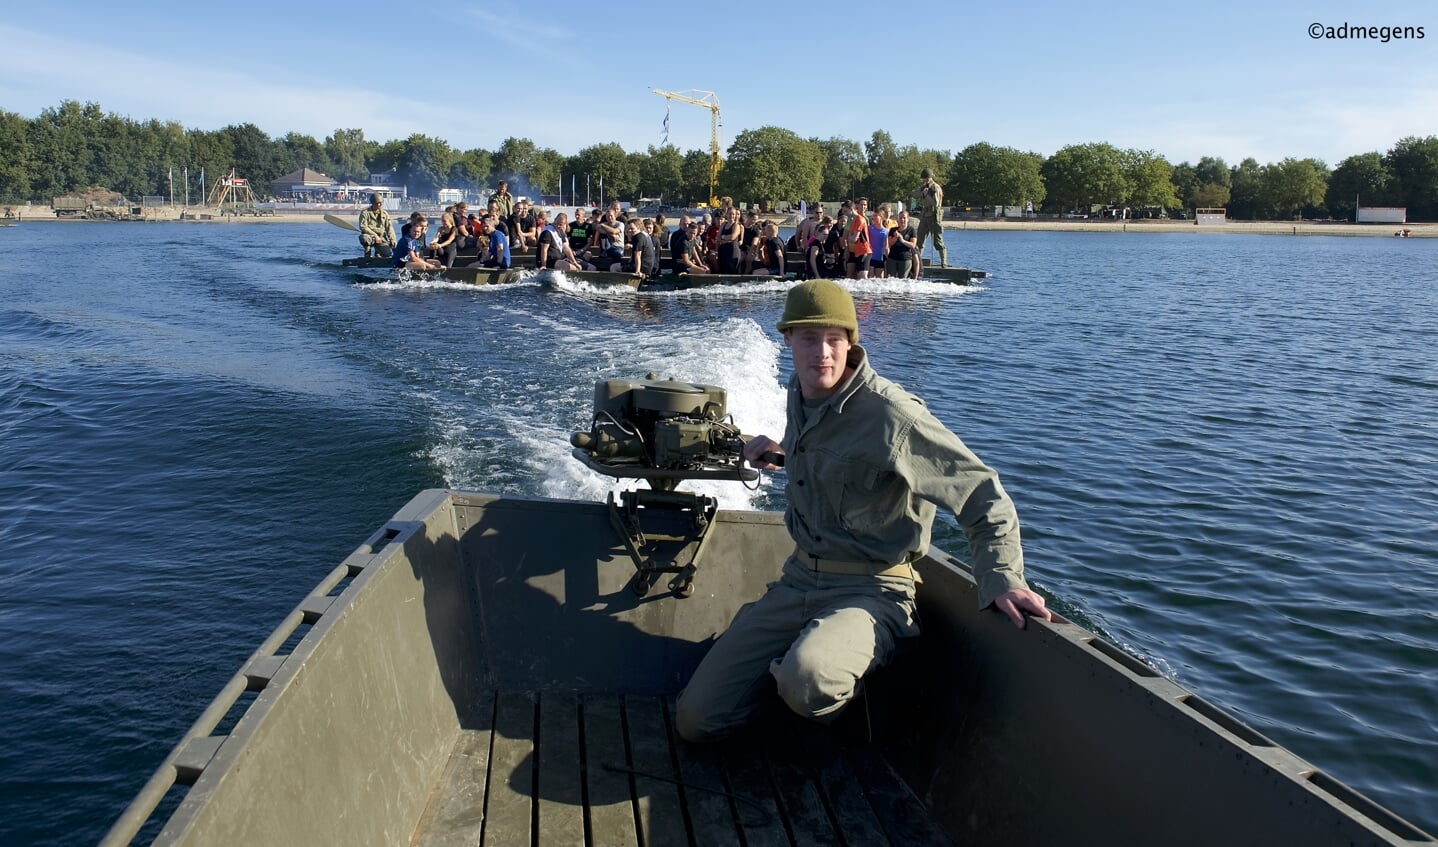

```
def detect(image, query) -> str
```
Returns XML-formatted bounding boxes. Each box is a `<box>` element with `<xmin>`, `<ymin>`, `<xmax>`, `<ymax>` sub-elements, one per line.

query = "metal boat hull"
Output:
<box><xmin>104</xmin><ymin>490</ymin><xmax>1432</xmax><ymax>846</ymax></box>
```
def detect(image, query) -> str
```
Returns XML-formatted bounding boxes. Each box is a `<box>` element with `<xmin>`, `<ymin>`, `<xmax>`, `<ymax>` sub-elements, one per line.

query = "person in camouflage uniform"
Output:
<box><xmin>358</xmin><ymin>194</ymin><xmax>395</xmax><ymax>258</ymax></box>
<box><xmin>915</xmin><ymin>168</ymin><xmax>947</xmax><ymax>269</ymax></box>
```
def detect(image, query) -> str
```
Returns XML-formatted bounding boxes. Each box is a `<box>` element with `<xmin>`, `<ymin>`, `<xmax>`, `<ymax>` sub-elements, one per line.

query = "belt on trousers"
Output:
<box><xmin>794</xmin><ymin>548</ymin><xmax>916</xmax><ymax>580</ymax></box>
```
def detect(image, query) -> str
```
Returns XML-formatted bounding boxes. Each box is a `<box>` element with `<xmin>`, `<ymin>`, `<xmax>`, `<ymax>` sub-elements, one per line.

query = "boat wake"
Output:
<box><xmin>355</xmin><ymin>268</ymin><xmax>542</xmax><ymax>292</ymax></box>
<box><xmin>424</xmin><ymin>315</ymin><xmax>787</xmax><ymax>513</ymax></box>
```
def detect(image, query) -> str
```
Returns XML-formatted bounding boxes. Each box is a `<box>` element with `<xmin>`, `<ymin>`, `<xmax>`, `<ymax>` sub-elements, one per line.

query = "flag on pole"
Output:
<box><xmin>662</xmin><ymin>105</ymin><xmax>670</xmax><ymax>144</ymax></box>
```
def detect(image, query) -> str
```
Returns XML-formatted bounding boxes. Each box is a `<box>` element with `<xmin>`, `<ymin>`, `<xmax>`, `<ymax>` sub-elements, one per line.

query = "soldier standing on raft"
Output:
<box><xmin>916</xmin><ymin>169</ymin><xmax>947</xmax><ymax>269</ymax></box>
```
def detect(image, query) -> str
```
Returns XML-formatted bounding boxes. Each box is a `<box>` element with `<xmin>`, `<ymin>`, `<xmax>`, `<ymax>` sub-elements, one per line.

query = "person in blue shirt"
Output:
<box><xmin>392</xmin><ymin>219</ymin><xmax>442</xmax><ymax>271</ymax></box>
<box><xmin>480</xmin><ymin>216</ymin><xmax>511</xmax><ymax>269</ymax></box>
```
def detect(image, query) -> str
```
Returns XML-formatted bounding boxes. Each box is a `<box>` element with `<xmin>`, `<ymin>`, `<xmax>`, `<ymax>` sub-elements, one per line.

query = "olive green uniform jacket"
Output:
<box><xmin>780</xmin><ymin>346</ymin><xmax>1029</xmax><ymax>609</ymax></box>
<box><xmin>358</xmin><ymin>207</ymin><xmax>395</xmax><ymax>246</ymax></box>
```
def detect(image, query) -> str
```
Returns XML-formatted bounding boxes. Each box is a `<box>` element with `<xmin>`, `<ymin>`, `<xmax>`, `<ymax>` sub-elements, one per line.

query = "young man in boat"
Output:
<box><xmin>675</xmin><ymin>279</ymin><xmax>1050</xmax><ymax>743</ymax></box>
<box><xmin>358</xmin><ymin>194</ymin><xmax>395</xmax><ymax>259</ymax></box>
<box><xmin>477</xmin><ymin>216</ymin><xmax>511</xmax><ymax>270</ymax></box>
<box><xmin>593</xmin><ymin>209</ymin><xmax>626</xmax><ymax>265</ymax></box>
<box><xmin>612</xmin><ymin>218</ymin><xmax>658</xmax><ymax>276</ymax></box>
<box><xmin>668</xmin><ymin>214</ymin><xmax>692</xmax><ymax>271</ymax></box>
<box><xmin>538</xmin><ymin>212</ymin><xmax>592</xmax><ymax>271</ymax></box>
<box><xmin>678</xmin><ymin>221</ymin><xmax>711</xmax><ymax>274</ymax></box>
<box><xmin>392</xmin><ymin>219</ymin><xmax>442</xmax><ymax>271</ymax></box>
<box><xmin>509</xmin><ymin>200</ymin><xmax>537</xmax><ymax>252</ymax></box>
<box><xmin>567</xmin><ymin>208</ymin><xmax>592</xmax><ymax>258</ymax></box>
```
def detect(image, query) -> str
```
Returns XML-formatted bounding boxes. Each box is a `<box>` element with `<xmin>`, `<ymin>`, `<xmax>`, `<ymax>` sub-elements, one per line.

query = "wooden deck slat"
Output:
<box><xmin>409</xmin><ymin>691</ymin><xmax>950</xmax><ymax>847</ymax></box>
<box><xmin>720</xmin><ymin>740</ymin><xmax>790</xmax><ymax>847</ymax></box>
<box><xmin>624</xmin><ymin>696</ymin><xmax>689</xmax><ymax>847</ymax></box>
<box><xmin>583</xmin><ymin>694</ymin><xmax>641</xmax><ymax>847</ymax></box>
<box><xmin>669</xmin><ymin>731</ymin><xmax>741</xmax><ymax>847</ymax></box>
<box><xmin>487</xmin><ymin>691</ymin><xmax>537</xmax><ymax>845</ymax></box>
<box><xmin>765</xmin><ymin>755</ymin><xmax>841</xmax><ymax>847</ymax></box>
<box><xmin>410</xmin><ymin>692</ymin><xmax>496</xmax><ymax>847</ymax></box>
<box><xmin>844</xmin><ymin>747</ymin><xmax>953</xmax><ymax>846</ymax></box>
<box><xmin>537</xmin><ymin>692</ymin><xmax>586</xmax><ymax>846</ymax></box>
<box><xmin>805</xmin><ymin>746</ymin><xmax>891</xmax><ymax>847</ymax></box>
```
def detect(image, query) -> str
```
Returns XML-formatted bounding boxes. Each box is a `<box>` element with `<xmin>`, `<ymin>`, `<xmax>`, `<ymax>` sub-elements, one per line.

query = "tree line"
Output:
<box><xmin>3</xmin><ymin>100</ymin><xmax>1436</xmax><ymax>221</ymax></box>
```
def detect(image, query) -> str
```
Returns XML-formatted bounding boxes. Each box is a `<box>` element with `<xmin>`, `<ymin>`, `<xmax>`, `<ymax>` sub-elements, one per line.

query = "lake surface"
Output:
<box><xmin>1</xmin><ymin>221</ymin><xmax>1434</xmax><ymax>843</ymax></box>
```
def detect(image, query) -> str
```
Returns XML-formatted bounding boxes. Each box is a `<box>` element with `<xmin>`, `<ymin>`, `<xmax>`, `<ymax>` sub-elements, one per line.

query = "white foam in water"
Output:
<box><xmin>354</xmin><ymin>268</ymin><xmax>542</xmax><ymax>292</ymax></box>
<box><xmin>424</xmin><ymin>312</ymin><xmax>787</xmax><ymax>512</ymax></box>
<box><xmin>542</xmin><ymin>269</ymin><xmax>650</xmax><ymax>299</ymax></box>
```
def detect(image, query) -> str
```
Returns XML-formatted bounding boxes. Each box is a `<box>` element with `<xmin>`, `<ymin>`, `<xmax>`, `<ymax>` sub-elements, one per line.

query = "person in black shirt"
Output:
<box><xmin>669</xmin><ymin>214</ymin><xmax>691</xmax><ymax>272</ymax></box>
<box><xmin>568</xmin><ymin>208</ymin><xmax>592</xmax><ymax>253</ymax></box>
<box><xmin>886</xmin><ymin>209</ymin><xmax>919</xmax><ymax>279</ymax></box>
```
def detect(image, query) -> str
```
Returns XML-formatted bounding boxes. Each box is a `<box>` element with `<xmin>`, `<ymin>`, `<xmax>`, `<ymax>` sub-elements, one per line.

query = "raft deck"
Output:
<box><xmin>416</xmin><ymin>691</ymin><xmax>949</xmax><ymax>847</ymax></box>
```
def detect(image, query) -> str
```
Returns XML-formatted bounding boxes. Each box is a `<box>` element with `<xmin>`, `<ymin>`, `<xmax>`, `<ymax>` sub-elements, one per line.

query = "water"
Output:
<box><xmin>1</xmin><ymin>222</ymin><xmax>1435</xmax><ymax>843</ymax></box>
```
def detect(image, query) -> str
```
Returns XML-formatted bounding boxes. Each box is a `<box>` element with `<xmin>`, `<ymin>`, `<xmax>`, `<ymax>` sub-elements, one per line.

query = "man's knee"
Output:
<box><xmin>770</xmin><ymin>642</ymin><xmax>856</xmax><ymax>722</ymax></box>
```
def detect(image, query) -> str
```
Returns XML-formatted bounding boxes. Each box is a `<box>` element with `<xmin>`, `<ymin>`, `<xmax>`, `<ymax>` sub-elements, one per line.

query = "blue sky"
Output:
<box><xmin>2</xmin><ymin>0</ymin><xmax>1432</xmax><ymax>167</ymax></box>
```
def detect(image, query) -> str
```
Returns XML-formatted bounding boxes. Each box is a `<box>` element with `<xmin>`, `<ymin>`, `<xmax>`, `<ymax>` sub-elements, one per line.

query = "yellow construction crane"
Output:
<box><xmin>651</xmin><ymin>88</ymin><xmax>721</xmax><ymax>207</ymax></box>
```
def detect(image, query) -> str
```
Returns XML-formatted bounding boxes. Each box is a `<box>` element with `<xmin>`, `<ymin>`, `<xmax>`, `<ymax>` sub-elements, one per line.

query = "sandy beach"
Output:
<box><xmin>6</xmin><ymin>203</ymin><xmax>1432</xmax><ymax>238</ymax></box>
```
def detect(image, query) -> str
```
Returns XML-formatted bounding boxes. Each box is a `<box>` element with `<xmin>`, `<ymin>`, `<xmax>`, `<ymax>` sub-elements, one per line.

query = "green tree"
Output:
<box><xmin>219</xmin><ymin>123</ymin><xmax>282</xmax><ymax>193</ymax></box>
<box><xmin>1228</xmin><ymin>158</ymin><xmax>1263</xmax><ymax>219</ymax></box>
<box><xmin>1190</xmin><ymin>181</ymin><xmax>1231</xmax><ymax>210</ymax></box>
<box><xmin>1326</xmin><ymin>152</ymin><xmax>1391</xmax><ymax>219</ymax></box>
<box><xmin>864</xmin><ymin>130</ymin><xmax>897</xmax><ymax>169</ymax></box>
<box><xmin>276</xmin><ymin>132</ymin><xmax>330</xmax><ymax>179</ymax></box>
<box><xmin>1171</xmin><ymin>162</ymin><xmax>1198</xmax><ymax>209</ymax></box>
<box><xmin>0</xmin><ymin>109</ymin><xmax>34</xmax><ymax>201</ymax></box>
<box><xmin>1256</xmin><ymin>158</ymin><xmax>1328</xmax><ymax>219</ymax></box>
<box><xmin>395</xmin><ymin>134</ymin><xmax>458</xmax><ymax>199</ymax></box>
<box><xmin>859</xmin><ymin>130</ymin><xmax>901</xmax><ymax>199</ymax></box>
<box><xmin>492</xmin><ymin>136</ymin><xmax>544</xmax><ymax>195</ymax></box>
<box><xmin>1041</xmin><ymin>142</ymin><xmax>1128</xmax><ymax>213</ymax></box>
<box><xmin>949</xmin><ymin>142</ymin><xmax>1045</xmax><ymax>210</ymax></box>
<box><xmin>449</xmin><ymin>148</ymin><xmax>492</xmax><ymax>193</ymax></box>
<box><xmin>866</xmin><ymin>145</ymin><xmax>946</xmax><ymax>209</ymax></box>
<box><xmin>97</xmin><ymin>112</ymin><xmax>146</xmax><ymax>199</ymax></box>
<box><xmin>640</xmin><ymin>144</ymin><xmax>684</xmax><ymax>203</ymax></box>
<box><xmin>1384</xmin><ymin>135</ymin><xmax>1438</xmax><ymax>220</ymax></box>
<box><xmin>814</xmin><ymin>137</ymin><xmax>866</xmax><ymax>201</ymax></box>
<box><xmin>680</xmin><ymin>149</ymin><xmax>713</xmax><ymax>205</ymax></box>
<box><xmin>28</xmin><ymin>100</ymin><xmax>106</xmax><ymax>198</ymax></box>
<box><xmin>1122</xmin><ymin>149</ymin><xmax>1179</xmax><ymax>211</ymax></box>
<box><xmin>718</xmin><ymin>126</ymin><xmax>823</xmax><ymax>208</ymax></box>
<box><xmin>1177</xmin><ymin>156</ymin><xmax>1231</xmax><ymax>211</ymax></box>
<box><xmin>570</xmin><ymin>143</ymin><xmax>638</xmax><ymax>203</ymax></box>
<box><xmin>533</xmin><ymin>147</ymin><xmax>566</xmax><ymax>200</ymax></box>
<box><xmin>1195</xmin><ymin>156</ymin><xmax>1231</xmax><ymax>189</ymax></box>
<box><xmin>187</xmin><ymin>128</ymin><xmax>236</xmax><ymax>201</ymax></box>
<box><xmin>325</xmin><ymin>128</ymin><xmax>371</xmax><ymax>181</ymax></box>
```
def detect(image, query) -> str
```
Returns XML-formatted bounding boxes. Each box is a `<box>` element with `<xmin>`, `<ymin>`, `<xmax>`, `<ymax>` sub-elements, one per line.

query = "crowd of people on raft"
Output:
<box><xmin>358</xmin><ymin>172</ymin><xmax>949</xmax><ymax>279</ymax></box>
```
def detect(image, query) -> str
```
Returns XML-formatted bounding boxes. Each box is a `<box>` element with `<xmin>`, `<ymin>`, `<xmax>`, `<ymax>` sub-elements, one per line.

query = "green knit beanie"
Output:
<box><xmin>776</xmin><ymin>280</ymin><xmax>859</xmax><ymax>343</ymax></box>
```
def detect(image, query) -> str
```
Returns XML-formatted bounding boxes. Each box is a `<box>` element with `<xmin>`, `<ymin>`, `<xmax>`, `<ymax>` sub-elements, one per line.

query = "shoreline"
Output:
<box><xmin>5</xmin><ymin>205</ymin><xmax>1433</xmax><ymax>238</ymax></box>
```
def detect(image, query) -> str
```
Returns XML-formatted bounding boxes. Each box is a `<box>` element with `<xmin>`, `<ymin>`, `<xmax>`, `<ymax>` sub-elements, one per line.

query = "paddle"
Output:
<box><xmin>325</xmin><ymin>214</ymin><xmax>360</xmax><ymax>232</ymax></box>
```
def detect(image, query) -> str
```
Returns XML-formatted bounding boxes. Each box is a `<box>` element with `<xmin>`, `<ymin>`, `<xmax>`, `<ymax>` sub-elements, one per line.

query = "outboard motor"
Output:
<box><xmin>571</xmin><ymin>374</ymin><xmax>758</xmax><ymax>597</ymax></box>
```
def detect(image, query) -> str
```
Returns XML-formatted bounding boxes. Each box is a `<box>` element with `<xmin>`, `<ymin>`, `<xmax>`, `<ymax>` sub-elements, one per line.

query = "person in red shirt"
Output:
<box><xmin>845</xmin><ymin>197</ymin><xmax>872</xmax><ymax>279</ymax></box>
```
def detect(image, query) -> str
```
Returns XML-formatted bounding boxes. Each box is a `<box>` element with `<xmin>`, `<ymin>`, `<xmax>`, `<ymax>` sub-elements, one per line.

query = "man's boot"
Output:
<box><xmin>938</xmin><ymin>246</ymin><xmax>948</xmax><ymax>269</ymax></box>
